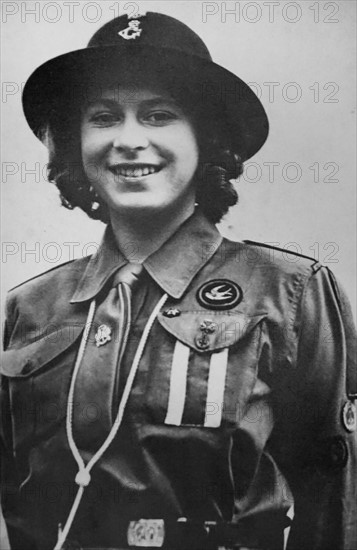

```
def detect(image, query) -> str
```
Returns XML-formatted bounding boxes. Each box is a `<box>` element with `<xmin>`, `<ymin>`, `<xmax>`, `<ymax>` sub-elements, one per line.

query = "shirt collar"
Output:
<box><xmin>70</xmin><ymin>209</ymin><xmax>222</xmax><ymax>303</ymax></box>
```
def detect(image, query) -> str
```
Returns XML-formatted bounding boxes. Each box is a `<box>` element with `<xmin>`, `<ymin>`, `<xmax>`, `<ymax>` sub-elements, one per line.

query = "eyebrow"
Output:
<box><xmin>83</xmin><ymin>96</ymin><xmax>180</xmax><ymax>111</ymax></box>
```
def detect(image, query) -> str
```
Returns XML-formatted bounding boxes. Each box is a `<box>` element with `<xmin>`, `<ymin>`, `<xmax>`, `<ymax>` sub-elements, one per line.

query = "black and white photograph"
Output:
<box><xmin>1</xmin><ymin>1</ymin><xmax>356</xmax><ymax>549</ymax></box>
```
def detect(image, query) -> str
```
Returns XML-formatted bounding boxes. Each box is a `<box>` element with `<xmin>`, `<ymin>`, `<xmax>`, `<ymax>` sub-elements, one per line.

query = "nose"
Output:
<box><xmin>112</xmin><ymin>115</ymin><xmax>149</xmax><ymax>153</ymax></box>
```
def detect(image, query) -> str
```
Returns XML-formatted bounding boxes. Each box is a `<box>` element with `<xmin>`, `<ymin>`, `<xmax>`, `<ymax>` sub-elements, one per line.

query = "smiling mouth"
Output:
<box><xmin>109</xmin><ymin>164</ymin><xmax>162</xmax><ymax>178</ymax></box>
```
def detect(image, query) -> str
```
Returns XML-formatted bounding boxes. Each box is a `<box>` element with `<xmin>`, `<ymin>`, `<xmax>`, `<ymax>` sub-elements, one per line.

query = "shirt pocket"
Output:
<box><xmin>143</xmin><ymin>310</ymin><xmax>267</xmax><ymax>430</ymax></box>
<box><xmin>1</xmin><ymin>325</ymin><xmax>84</xmax><ymax>453</ymax></box>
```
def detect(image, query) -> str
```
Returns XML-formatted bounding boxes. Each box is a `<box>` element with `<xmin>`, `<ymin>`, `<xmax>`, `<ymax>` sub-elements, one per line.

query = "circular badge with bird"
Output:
<box><xmin>196</xmin><ymin>279</ymin><xmax>242</xmax><ymax>310</ymax></box>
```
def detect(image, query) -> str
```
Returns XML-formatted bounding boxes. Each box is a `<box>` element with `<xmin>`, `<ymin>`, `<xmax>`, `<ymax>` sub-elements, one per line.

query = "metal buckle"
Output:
<box><xmin>127</xmin><ymin>519</ymin><xmax>165</xmax><ymax>547</ymax></box>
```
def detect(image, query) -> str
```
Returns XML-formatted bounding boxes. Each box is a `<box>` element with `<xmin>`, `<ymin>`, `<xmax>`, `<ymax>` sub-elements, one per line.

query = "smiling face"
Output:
<box><xmin>80</xmin><ymin>82</ymin><xmax>199</xmax><ymax>220</ymax></box>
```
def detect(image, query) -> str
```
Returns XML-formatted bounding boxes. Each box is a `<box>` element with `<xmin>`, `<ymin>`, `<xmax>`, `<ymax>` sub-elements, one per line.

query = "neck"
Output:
<box><xmin>109</xmin><ymin>204</ymin><xmax>196</xmax><ymax>263</ymax></box>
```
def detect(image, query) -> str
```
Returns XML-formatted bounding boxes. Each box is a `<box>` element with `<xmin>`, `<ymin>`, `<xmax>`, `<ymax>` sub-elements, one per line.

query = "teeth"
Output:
<box><xmin>112</xmin><ymin>165</ymin><xmax>159</xmax><ymax>178</ymax></box>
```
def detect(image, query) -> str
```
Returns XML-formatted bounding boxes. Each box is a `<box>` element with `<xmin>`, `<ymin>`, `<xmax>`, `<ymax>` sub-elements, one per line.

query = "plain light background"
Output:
<box><xmin>1</xmin><ymin>0</ymin><xmax>356</xmax><ymax>319</ymax></box>
<box><xmin>0</xmin><ymin>2</ymin><xmax>356</xmax><ymax>546</ymax></box>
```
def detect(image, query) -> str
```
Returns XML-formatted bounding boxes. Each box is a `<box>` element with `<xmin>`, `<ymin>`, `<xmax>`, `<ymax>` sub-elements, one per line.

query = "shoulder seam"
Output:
<box><xmin>243</xmin><ymin>239</ymin><xmax>320</xmax><ymax>265</ymax></box>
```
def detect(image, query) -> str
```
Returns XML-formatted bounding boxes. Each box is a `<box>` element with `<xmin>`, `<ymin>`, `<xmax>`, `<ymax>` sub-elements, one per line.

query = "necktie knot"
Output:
<box><xmin>112</xmin><ymin>262</ymin><xmax>144</xmax><ymax>291</ymax></box>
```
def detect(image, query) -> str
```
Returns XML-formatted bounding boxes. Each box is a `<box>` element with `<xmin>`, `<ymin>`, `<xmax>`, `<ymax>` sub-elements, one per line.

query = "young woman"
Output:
<box><xmin>1</xmin><ymin>11</ymin><xmax>356</xmax><ymax>550</ymax></box>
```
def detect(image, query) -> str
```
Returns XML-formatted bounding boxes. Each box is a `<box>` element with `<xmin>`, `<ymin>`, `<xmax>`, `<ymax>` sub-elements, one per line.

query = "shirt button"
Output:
<box><xmin>318</xmin><ymin>436</ymin><xmax>348</xmax><ymax>471</ymax></box>
<box><xmin>328</xmin><ymin>437</ymin><xmax>348</xmax><ymax>469</ymax></box>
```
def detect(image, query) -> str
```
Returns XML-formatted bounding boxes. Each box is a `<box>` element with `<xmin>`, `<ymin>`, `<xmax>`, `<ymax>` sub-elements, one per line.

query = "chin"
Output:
<box><xmin>109</xmin><ymin>198</ymin><xmax>168</xmax><ymax>215</ymax></box>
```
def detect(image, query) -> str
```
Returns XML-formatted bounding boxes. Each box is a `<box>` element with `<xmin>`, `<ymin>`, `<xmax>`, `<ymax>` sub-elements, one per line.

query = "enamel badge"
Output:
<box><xmin>196</xmin><ymin>279</ymin><xmax>242</xmax><ymax>310</ymax></box>
<box><xmin>95</xmin><ymin>324</ymin><xmax>112</xmax><ymax>347</ymax></box>
<box><xmin>163</xmin><ymin>307</ymin><xmax>181</xmax><ymax>318</ymax></box>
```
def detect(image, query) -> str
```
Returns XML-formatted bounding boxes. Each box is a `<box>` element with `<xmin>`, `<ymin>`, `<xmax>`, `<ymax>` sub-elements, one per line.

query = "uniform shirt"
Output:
<box><xmin>1</xmin><ymin>209</ymin><xmax>356</xmax><ymax>550</ymax></box>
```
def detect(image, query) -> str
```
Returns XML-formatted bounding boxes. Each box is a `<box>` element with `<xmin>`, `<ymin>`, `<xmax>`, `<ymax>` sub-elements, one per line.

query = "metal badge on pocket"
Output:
<box><xmin>127</xmin><ymin>519</ymin><xmax>165</xmax><ymax>547</ymax></box>
<box><xmin>95</xmin><ymin>324</ymin><xmax>112</xmax><ymax>347</ymax></box>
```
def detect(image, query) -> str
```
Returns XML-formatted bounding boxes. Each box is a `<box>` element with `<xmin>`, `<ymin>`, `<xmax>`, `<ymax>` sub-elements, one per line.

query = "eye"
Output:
<box><xmin>144</xmin><ymin>110</ymin><xmax>178</xmax><ymax>125</ymax></box>
<box><xmin>89</xmin><ymin>111</ymin><xmax>120</xmax><ymax>126</ymax></box>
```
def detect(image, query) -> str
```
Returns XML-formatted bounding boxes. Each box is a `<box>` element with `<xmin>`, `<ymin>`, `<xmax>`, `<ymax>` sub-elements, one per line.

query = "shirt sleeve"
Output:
<box><xmin>274</xmin><ymin>266</ymin><xmax>357</xmax><ymax>550</ymax></box>
<box><xmin>1</xmin><ymin>295</ymin><xmax>37</xmax><ymax>550</ymax></box>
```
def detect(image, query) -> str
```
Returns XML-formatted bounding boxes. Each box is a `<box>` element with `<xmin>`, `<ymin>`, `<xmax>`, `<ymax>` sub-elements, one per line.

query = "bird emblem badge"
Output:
<box><xmin>205</xmin><ymin>284</ymin><xmax>233</xmax><ymax>301</ymax></box>
<box><xmin>196</xmin><ymin>279</ymin><xmax>242</xmax><ymax>310</ymax></box>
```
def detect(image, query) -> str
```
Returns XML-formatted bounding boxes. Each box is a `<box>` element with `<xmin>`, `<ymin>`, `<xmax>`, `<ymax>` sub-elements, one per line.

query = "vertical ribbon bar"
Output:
<box><xmin>204</xmin><ymin>348</ymin><xmax>228</xmax><ymax>428</ymax></box>
<box><xmin>165</xmin><ymin>341</ymin><xmax>190</xmax><ymax>426</ymax></box>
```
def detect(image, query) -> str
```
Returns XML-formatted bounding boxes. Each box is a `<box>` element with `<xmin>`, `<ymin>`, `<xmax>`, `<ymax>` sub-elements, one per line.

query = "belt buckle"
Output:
<box><xmin>127</xmin><ymin>519</ymin><xmax>165</xmax><ymax>547</ymax></box>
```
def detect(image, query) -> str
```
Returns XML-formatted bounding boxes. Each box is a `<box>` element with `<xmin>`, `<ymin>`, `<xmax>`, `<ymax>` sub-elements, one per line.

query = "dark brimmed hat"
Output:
<box><xmin>22</xmin><ymin>11</ymin><xmax>269</xmax><ymax>161</ymax></box>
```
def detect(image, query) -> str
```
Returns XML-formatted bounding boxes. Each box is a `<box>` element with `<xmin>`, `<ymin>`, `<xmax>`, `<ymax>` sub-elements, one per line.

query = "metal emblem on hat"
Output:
<box><xmin>127</xmin><ymin>519</ymin><xmax>165</xmax><ymax>547</ymax></box>
<box><xmin>342</xmin><ymin>401</ymin><xmax>356</xmax><ymax>432</ymax></box>
<box><xmin>95</xmin><ymin>324</ymin><xmax>112</xmax><ymax>347</ymax></box>
<box><xmin>118</xmin><ymin>19</ymin><xmax>143</xmax><ymax>40</ymax></box>
<box><xmin>196</xmin><ymin>279</ymin><xmax>242</xmax><ymax>310</ymax></box>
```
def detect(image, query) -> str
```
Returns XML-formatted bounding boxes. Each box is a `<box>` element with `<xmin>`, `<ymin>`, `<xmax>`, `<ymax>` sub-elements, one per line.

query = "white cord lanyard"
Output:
<box><xmin>54</xmin><ymin>293</ymin><xmax>169</xmax><ymax>550</ymax></box>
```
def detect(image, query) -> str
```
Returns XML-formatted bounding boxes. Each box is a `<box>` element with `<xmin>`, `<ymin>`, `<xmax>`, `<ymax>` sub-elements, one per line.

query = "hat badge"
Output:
<box><xmin>118</xmin><ymin>16</ymin><xmax>143</xmax><ymax>40</ymax></box>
